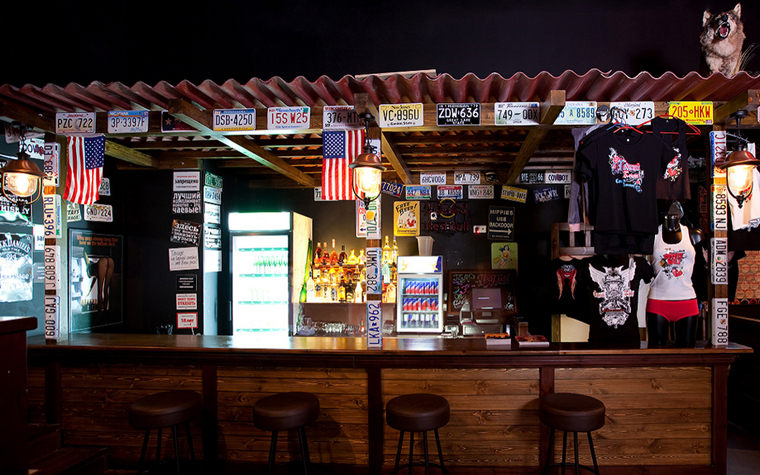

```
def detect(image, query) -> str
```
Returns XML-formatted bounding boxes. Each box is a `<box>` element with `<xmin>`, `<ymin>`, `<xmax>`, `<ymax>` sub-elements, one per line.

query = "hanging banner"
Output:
<box><xmin>394</xmin><ymin>201</ymin><xmax>420</xmax><ymax>237</ymax></box>
<box><xmin>170</xmin><ymin>220</ymin><xmax>202</xmax><ymax>246</ymax></box>
<box><xmin>0</xmin><ymin>234</ymin><xmax>34</xmax><ymax>302</ymax></box>
<box><xmin>173</xmin><ymin>192</ymin><xmax>202</xmax><ymax>214</ymax></box>
<box><xmin>488</xmin><ymin>206</ymin><xmax>515</xmax><ymax>241</ymax></box>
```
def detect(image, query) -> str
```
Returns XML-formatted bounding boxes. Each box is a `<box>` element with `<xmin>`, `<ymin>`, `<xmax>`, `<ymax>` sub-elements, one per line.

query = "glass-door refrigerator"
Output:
<box><xmin>229</xmin><ymin>212</ymin><xmax>312</xmax><ymax>334</ymax></box>
<box><xmin>396</xmin><ymin>255</ymin><xmax>444</xmax><ymax>333</ymax></box>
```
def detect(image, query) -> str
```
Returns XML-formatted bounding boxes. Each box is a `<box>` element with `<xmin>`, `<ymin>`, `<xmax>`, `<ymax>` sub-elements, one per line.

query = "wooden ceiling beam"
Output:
<box><xmin>0</xmin><ymin>101</ymin><xmax>55</xmax><ymax>132</ymax></box>
<box><xmin>505</xmin><ymin>90</ymin><xmax>566</xmax><ymax>184</ymax></box>
<box><xmin>714</xmin><ymin>90</ymin><xmax>760</xmax><ymax>125</ymax></box>
<box><xmin>104</xmin><ymin>140</ymin><xmax>157</xmax><ymax>167</ymax></box>
<box><xmin>381</xmin><ymin>131</ymin><xmax>412</xmax><ymax>185</ymax></box>
<box><xmin>167</xmin><ymin>98</ymin><xmax>317</xmax><ymax>187</ymax></box>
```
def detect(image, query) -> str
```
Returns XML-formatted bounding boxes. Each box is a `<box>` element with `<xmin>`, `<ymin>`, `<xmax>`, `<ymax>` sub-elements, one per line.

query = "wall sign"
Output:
<box><xmin>437</xmin><ymin>103</ymin><xmax>480</xmax><ymax>126</ymax></box>
<box><xmin>177</xmin><ymin>312</ymin><xmax>198</xmax><ymax>329</ymax></box>
<box><xmin>378</xmin><ymin>103</ymin><xmax>424</xmax><ymax>128</ymax></box>
<box><xmin>204</xmin><ymin>225</ymin><xmax>221</xmax><ymax>249</ymax></box>
<box><xmin>176</xmin><ymin>274</ymin><xmax>197</xmax><ymax>291</ymax></box>
<box><xmin>488</xmin><ymin>206</ymin><xmax>515</xmax><ymax>241</ymax></box>
<box><xmin>169</xmin><ymin>247</ymin><xmax>199</xmax><ymax>271</ymax></box>
<box><xmin>173</xmin><ymin>192</ymin><xmax>202</xmax><ymax>214</ymax></box>
<box><xmin>366</xmin><ymin>300</ymin><xmax>382</xmax><ymax>348</ymax></box>
<box><xmin>394</xmin><ymin>201</ymin><xmax>420</xmax><ymax>236</ymax></box>
<box><xmin>173</xmin><ymin>171</ymin><xmax>201</xmax><ymax>192</ymax></box>
<box><xmin>204</xmin><ymin>202</ymin><xmax>220</xmax><ymax>225</ymax></box>
<box><xmin>170</xmin><ymin>220</ymin><xmax>202</xmax><ymax>247</ymax></box>
<box><xmin>176</xmin><ymin>293</ymin><xmax>197</xmax><ymax>310</ymax></box>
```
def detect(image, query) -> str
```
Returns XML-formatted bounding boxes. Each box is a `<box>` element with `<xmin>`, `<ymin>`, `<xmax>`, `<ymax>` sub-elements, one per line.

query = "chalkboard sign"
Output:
<box><xmin>447</xmin><ymin>269</ymin><xmax>517</xmax><ymax>316</ymax></box>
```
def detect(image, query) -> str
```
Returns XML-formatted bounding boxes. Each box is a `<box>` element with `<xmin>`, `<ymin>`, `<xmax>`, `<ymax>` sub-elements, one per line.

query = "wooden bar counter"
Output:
<box><xmin>27</xmin><ymin>334</ymin><xmax>751</xmax><ymax>475</ymax></box>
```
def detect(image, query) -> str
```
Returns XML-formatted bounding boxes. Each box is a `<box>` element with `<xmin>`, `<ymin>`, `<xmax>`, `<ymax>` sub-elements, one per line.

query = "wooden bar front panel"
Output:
<box><xmin>554</xmin><ymin>367</ymin><xmax>712</xmax><ymax>467</ymax></box>
<box><xmin>381</xmin><ymin>368</ymin><xmax>541</xmax><ymax>467</ymax></box>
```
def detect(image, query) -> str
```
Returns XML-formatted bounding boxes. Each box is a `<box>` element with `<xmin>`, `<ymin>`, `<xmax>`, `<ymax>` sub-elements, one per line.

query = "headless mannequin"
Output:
<box><xmin>646</xmin><ymin>214</ymin><xmax>703</xmax><ymax>347</ymax></box>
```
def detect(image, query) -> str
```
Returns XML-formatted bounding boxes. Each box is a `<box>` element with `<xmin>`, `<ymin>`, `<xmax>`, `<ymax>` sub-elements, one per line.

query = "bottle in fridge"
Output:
<box><xmin>228</xmin><ymin>212</ymin><xmax>312</xmax><ymax>334</ymax></box>
<box><xmin>396</xmin><ymin>255</ymin><xmax>444</xmax><ymax>333</ymax></box>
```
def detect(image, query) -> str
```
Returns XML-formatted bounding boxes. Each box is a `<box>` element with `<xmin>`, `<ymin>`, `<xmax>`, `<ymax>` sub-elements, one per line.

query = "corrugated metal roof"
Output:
<box><xmin>2</xmin><ymin>69</ymin><xmax>760</xmax><ymax>113</ymax></box>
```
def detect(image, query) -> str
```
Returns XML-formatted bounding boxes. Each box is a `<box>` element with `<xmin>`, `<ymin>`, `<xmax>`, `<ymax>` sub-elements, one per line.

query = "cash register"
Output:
<box><xmin>459</xmin><ymin>287</ymin><xmax>515</xmax><ymax>336</ymax></box>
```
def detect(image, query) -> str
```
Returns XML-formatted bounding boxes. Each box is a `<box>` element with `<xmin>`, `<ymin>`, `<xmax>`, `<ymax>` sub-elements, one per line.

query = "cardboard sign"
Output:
<box><xmin>488</xmin><ymin>206</ymin><xmax>515</xmax><ymax>241</ymax></box>
<box><xmin>170</xmin><ymin>220</ymin><xmax>202</xmax><ymax>246</ymax></box>
<box><xmin>177</xmin><ymin>312</ymin><xmax>198</xmax><ymax>329</ymax></box>
<box><xmin>169</xmin><ymin>247</ymin><xmax>199</xmax><ymax>271</ymax></box>
<box><xmin>176</xmin><ymin>293</ymin><xmax>197</xmax><ymax>310</ymax></box>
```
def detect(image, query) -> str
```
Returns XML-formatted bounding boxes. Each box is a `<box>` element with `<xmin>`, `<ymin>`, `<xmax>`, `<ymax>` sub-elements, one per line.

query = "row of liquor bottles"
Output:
<box><xmin>313</xmin><ymin>236</ymin><xmax>399</xmax><ymax>268</ymax></box>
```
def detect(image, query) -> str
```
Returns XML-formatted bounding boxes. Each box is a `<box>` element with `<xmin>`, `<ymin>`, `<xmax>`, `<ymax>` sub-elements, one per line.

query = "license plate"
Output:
<box><xmin>544</xmin><ymin>170</ymin><xmax>572</xmax><ymax>184</ymax></box>
<box><xmin>437</xmin><ymin>103</ymin><xmax>480</xmax><ymax>126</ymax></box>
<box><xmin>323</xmin><ymin>106</ymin><xmax>362</xmax><ymax>130</ymax></box>
<box><xmin>108</xmin><ymin>110</ymin><xmax>149</xmax><ymax>133</ymax></box>
<box><xmin>212</xmin><ymin>109</ymin><xmax>257</xmax><ymax>131</ymax></box>
<box><xmin>554</xmin><ymin>102</ymin><xmax>597</xmax><ymax>125</ymax></box>
<box><xmin>437</xmin><ymin>185</ymin><xmax>463</xmax><ymax>199</ymax></box>
<box><xmin>501</xmin><ymin>186</ymin><xmax>527</xmax><ymax>203</ymax></box>
<box><xmin>42</xmin><ymin>194</ymin><xmax>61</xmax><ymax>238</ymax></box>
<box><xmin>84</xmin><ymin>204</ymin><xmax>113</xmax><ymax>222</ymax></box>
<box><xmin>494</xmin><ymin>102</ymin><xmax>540</xmax><ymax>125</ymax></box>
<box><xmin>379</xmin><ymin>103</ymin><xmax>424</xmax><ymax>128</ymax></box>
<box><xmin>365</xmin><ymin>247</ymin><xmax>381</xmax><ymax>294</ymax></box>
<box><xmin>610</xmin><ymin>101</ymin><xmax>654</xmax><ymax>126</ymax></box>
<box><xmin>669</xmin><ymin>101</ymin><xmax>713</xmax><ymax>125</ymax></box>
<box><xmin>267</xmin><ymin>106</ymin><xmax>310</xmax><ymax>130</ymax></box>
<box><xmin>468</xmin><ymin>185</ymin><xmax>494</xmax><ymax>199</ymax></box>
<box><xmin>56</xmin><ymin>112</ymin><xmax>96</xmax><ymax>134</ymax></box>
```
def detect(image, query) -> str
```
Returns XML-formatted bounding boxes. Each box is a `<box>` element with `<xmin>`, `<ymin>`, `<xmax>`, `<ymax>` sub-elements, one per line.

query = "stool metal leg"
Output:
<box><xmin>408</xmin><ymin>431</ymin><xmax>414</xmax><ymax>475</ymax></box>
<box><xmin>156</xmin><ymin>427</ymin><xmax>162</xmax><ymax>464</ymax></box>
<box><xmin>267</xmin><ymin>430</ymin><xmax>278</xmax><ymax>475</ymax></box>
<box><xmin>137</xmin><ymin>429</ymin><xmax>150</xmax><ymax>475</ymax></box>
<box><xmin>298</xmin><ymin>426</ymin><xmax>311</xmax><ymax>475</ymax></box>
<box><xmin>542</xmin><ymin>428</ymin><xmax>555</xmax><ymax>475</ymax></box>
<box><xmin>185</xmin><ymin>422</ymin><xmax>195</xmax><ymax>461</ymax></box>
<box><xmin>561</xmin><ymin>431</ymin><xmax>568</xmax><ymax>475</ymax></box>
<box><xmin>573</xmin><ymin>432</ymin><xmax>580</xmax><ymax>475</ymax></box>
<box><xmin>434</xmin><ymin>429</ymin><xmax>447</xmax><ymax>475</ymax></box>
<box><xmin>392</xmin><ymin>431</ymin><xmax>404</xmax><ymax>475</ymax></box>
<box><xmin>422</xmin><ymin>431</ymin><xmax>430</xmax><ymax>475</ymax></box>
<box><xmin>587</xmin><ymin>431</ymin><xmax>600</xmax><ymax>475</ymax></box>
<box><xmin>172</xmin><ymin>425</ymin><xmax>181</xmax><ymax>475</ymax></box>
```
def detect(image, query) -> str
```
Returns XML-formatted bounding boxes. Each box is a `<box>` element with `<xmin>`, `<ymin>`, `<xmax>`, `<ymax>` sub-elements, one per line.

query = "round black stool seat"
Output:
<box><xmin>129</xmin><ymin>390</ymin><xmax>202</xmax><ymax>430</ymax></box>
<box><xmin>539</xmin><ymin>393</ymin><xmax>605</xmax><ymax>433</ymax></box>
<box><xmin>386</xmin><ymin>394</ymin><xmax>450</xmax><ymax>432</ymax></box>
<box><xmin>253</xmin><ymin>392</ymin><xmax>320</xmax><ymax>432</ymax></box>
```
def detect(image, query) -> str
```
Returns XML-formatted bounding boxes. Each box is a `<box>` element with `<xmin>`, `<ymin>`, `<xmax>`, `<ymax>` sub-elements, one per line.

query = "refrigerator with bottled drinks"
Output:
<box><xmin>229</xmin><ymin>212</ymin><xmax>312</xmax><ymax>334</ymax></box>
<box><xmin>396</xmin><ymin>255</ymin><xmax>444</xmax><ymax>333</ymax></box>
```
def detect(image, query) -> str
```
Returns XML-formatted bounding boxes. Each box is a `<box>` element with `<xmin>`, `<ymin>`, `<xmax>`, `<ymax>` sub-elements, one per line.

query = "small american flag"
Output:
<box><xmin>64</xmin><ymin>134</ymin><xmax>105</xmax><ymax>205</ymax></box>
<box><xmin>322</xmin><ymin>129</ymin><xmax>364</xmax><ymax>201</ymax></box>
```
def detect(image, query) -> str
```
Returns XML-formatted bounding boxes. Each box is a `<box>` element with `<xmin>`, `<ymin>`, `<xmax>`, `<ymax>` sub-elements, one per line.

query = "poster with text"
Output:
<box><xmin>394</xmin><ymin>200</ymin><xmax>420</xmax><ymax>237</ymax></box>
<box><xmin>69</xmin><ymin>230</ymin><xmax>123</xmax><ymax>332</ymax></box>
<box><xmin>0</xmin><ymin>233</ymin><xmax>33</xmax><ymax>302</ymax></box>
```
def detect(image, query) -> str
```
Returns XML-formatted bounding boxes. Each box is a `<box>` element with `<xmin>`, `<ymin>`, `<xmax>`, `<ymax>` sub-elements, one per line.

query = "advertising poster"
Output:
<box><xmin>170</xmin><ymin>219</ymin><xmax>202</xmax><ymax>246</ymax></box>
<box><xmin>394</xmin><ymin>201</ymin><xmax>420</xmax><ymax>237</ymax></box>
<box><xmin>0</xmin><ymin>233</ymin><xmax>33</xmax><ymax>302</ymax></box>
<box><xmin>173</xmin><ymin>191</ymin><xmax>202</xmax><ymax>214</ymax></box>
<box><xmin>69</xmin><ymin>230</ymin><xmax>123</xmax><ymax>332</ymax></box>
<box><xmin>491</xmin><ymin>242</ymin><xmax>518</xmax><ymax>271</ymax></box>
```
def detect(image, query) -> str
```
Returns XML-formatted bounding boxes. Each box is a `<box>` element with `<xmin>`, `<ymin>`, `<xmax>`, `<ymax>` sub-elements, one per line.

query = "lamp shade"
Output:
<box><xmin>349</xmin><ymin>149</ymin><xmax>386</xmax><ymax>197</ymax></box>
<box><xmin>0</xmin><ymin>152</ymin><xmax>45</xmax><ymax>198</ymax></box>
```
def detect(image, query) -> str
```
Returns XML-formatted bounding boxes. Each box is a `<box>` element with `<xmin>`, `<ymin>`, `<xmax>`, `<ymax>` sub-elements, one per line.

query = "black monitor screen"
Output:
<box><xmin>471</xmin><ymin>288</ymin><xmax>502</xmax><ymax>310</ymax></box>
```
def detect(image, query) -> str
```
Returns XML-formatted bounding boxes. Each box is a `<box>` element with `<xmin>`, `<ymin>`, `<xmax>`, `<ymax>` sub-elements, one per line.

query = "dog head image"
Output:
<box><xmin>700</xmin><ymin>3</ymin><xmax>745</xmax><ymax>76</ymax></box>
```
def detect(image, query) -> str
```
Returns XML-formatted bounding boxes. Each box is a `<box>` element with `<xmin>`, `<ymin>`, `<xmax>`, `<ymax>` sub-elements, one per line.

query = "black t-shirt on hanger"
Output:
<box><xmin>653</xmin><ymin>117</ymin><xmax>691</xmax><ymax>200</ymax></box>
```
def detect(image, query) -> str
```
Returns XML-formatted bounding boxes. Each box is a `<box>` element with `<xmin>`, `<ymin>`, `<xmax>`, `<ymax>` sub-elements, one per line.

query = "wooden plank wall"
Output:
<box><xmin>216</xmin><ymin>366</ymin><xmax>368</xmax><ymax>465</ymax></box>
<box><xmin>381</xmin><ymin>368</ymin><xmax>541</xmax><ymax>467</ymax></box>
<box><xmin>554</xmin><ymin>366</ymin><xmax>712</xmax><ymax>467</ymax></box>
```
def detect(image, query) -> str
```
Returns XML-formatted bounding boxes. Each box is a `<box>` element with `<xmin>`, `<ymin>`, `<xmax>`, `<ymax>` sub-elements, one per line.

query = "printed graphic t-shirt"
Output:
<box><xmin>576</xmin><ymin>132</ymin><xmax>674</xmax><ymax>236</ymax></box>
<box><xmin>584</xmin><ymin>255</ymin><xmax>654</xmax><ymax>346</ymax></box>
<box><xmin>649</xmin><ymin>224</ymin><xmax>697</xmax><ymax>301</ymax></box>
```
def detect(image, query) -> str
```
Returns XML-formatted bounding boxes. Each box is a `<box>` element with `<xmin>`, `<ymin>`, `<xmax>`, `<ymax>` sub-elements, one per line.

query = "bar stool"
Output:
<box><xmin>385</xmin><ymin>393</ymin><xmax>450</xmax><ymax>475</ymax></box>
<box><xmin>539</xmin><ymin>393</ymin><xmax>605</xmax><ymax>475</ymax></box>
<box><xmin>128</xmin><ymin>390</ymin><xmax>202</xmax><ymax>475</ymax></box>
<box><xmin>252</xmin><ymin>392</ymin><xmax>320</xmax><ymax>475</ymax></box>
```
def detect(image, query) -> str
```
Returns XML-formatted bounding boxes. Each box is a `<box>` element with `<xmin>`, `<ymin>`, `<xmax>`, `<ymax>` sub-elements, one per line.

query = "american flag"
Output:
<box><xmin>321</xmin><ymin>129</ymin><xmax>364</xmax><ymax>201</ymax></box>
<box><xmin>64</xmin><ymin>134</ymin><xmax>105</xmax><ymax>205</ymax></box>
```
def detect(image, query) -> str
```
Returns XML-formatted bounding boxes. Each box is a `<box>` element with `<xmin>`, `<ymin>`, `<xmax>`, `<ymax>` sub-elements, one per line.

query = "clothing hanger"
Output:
<box><xmin>606</xmin><ymin>107</ymin><xmax>643</xmax><ymax>134</ymax></box>
<box><xmin>636</xmin><ymin>114</ymin><xmax>701</xmax><ymax>135</ymax></box>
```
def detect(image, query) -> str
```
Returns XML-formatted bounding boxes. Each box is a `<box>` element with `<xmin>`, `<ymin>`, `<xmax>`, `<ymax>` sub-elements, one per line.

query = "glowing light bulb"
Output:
<box><xmin>355</xmin><ymin>167</ymin><xmax>381</xmax><ymax>196</ymax></box>
<box><xmin>727</xmin><ymin>164</ymin><xmax>754</xmax><ymax>197</ymax></box>
<box><xmin>4</xmin><ymin>172</ymin><xmax>38</xmax><ymax>197</ymax></box>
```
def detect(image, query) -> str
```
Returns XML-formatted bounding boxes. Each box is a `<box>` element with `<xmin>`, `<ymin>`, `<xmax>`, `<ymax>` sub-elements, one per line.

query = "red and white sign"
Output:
<box><xmin>177</xmin><ymin>312</ymin><xmax>198</xmax><ymax>329</ymax></box>
<box><xmin>176</xmin><ymin>293</ymin><xmax>197</xmax><ymax>310</ymax></box>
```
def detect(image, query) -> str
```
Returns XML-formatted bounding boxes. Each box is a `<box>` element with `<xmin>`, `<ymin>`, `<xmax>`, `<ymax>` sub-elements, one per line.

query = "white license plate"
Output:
<box><xmin>494</xmin><ymin>102</ymin><xmax>540</xmax><ymax>125</ymax></box>
<box><xmin>610</xmin><ymin>101</ymin><xmax>654</xmax><ymax>126</ymax></box>
<box><xmin>554</xmin><ymin>102</ymin><xmax>597</xmax><ymax>125</ymax></box>
<box><xmin>323</xmin><ymin>106</ymin><xmax>362</xmax><ymax>130</ymax></box>
<box><xmin>84</xmin><ymin>204</ymin><xmax>113</xmax><ymax>222</ymax></box>
<box><xmin>267</xmin><ymin>106</ymin><xmax>310</xmax><ymax>130</ymax></box>
<box><xmin>212</xmin><ymin>109</ymin><xmax>257</xmax><ymax>131</ymax></box>
<box><xmin>108</xmin><ymin>110</ymin><xmax>149</xmax><ymax>133</ymax></box>
<box><xmin>56</xmin><ymin>112</ymin><xmax>96</xmax><ymax>134</ymax></box>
